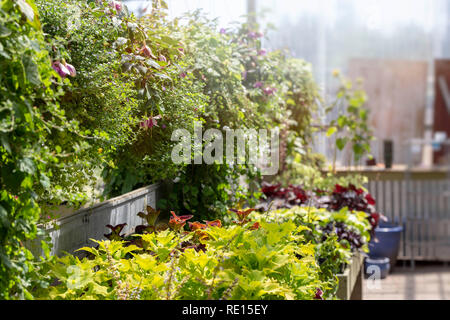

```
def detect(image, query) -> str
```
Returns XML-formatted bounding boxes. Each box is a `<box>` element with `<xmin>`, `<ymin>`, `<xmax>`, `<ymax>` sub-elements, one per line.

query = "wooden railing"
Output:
<box><xmin>335</xmin><ymin>166</ymin><xmax>450</xmax><ymax>262</ymax></box>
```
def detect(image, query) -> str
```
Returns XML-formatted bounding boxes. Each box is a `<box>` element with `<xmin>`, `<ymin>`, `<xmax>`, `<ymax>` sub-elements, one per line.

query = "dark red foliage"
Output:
<box><xmin>134</xmin><ymin>225</ymin><xmax>156</xmax><ymax>234</ymax></box>
<box><xmin>368</xmin><ymin>212</ymin><xmax>381</xmax><ymax>228</ymax></box>
<box><xmin>205</xmin><ymin>219</ymin><xmax>222</xmax><ymax>228</ymax></box>
<box><xmin>326</xmin><ymin>184</ymin><xmax>376</xmax><ymax>214</ymax></box>
<box><xmin>365</xmin><ymin>194</ymin><xmax>376</xmax><ymax>205</ymax></box>
<box><xmin>249</xmin><ymin>222</ymin><xmax>261</xmax><ymax>230</ymax></box>
<box><xmin>258</xmin><ymin>182</ymin><xmax>383</xmax><ymax>233</ymax></box>
<box><xmin>314</xmin><ymin>288</ymin><xmax>324</xmax><ymax>300</ymax></box>
<box><xmin>261</xmin><ymin>182</ymin><xmax>281</xmax><ymax>197</ymax></box>
<box><xmin>104</xmin><ymin>223</ymin><xmax>127</xmax><ymax>240</ymax></box>
<box><xmin>179</xmin><ymin>241</ymin><xmax>207</xmax><ymax>253</ymax></box>
<box><xmin>322</xmin><ymin>222</ymin><xmax>364</xmax><ymax>250</ymax></box>
<box><xmin>257</xmin><ymin>182</ymin><xmax>310</xmax><ymax>210</ymax></box>
<box><xmin>230</xmin><ymin>208</ymin><xmax>255</xmax><ymax>223</ymax></box>
<box><xmin>188</xmin><ymin>221</ymin><xmax>207</xmax><ymax>231</ymax></box>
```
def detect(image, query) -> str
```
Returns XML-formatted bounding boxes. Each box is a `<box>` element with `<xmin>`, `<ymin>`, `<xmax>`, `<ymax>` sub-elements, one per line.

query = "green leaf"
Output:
<box><xmin>16</xmin><ymin>0</ymin><xmax>41</xmax><ymax>29</ymax></box>
<box><xmin>76</xmin><ymin>246</ymin><xmax>98</xmax><ymax>256</ymax></box>
<box><xmin>359</xmin><ymin>109</ymin><xmax>368</xmax><ymax>120</ymax></box>
<box><xmin>352</xmin><ymin>143</ymin><xmax>364</xmax><ymax>155</ymax></box>
<box><xmin>22</xmin><ymin>55</ymin><xmax>40</xmax><ymax>86</ymax></box>
<box><xmin>0</xmin><ymin>251</ymin><xmax>13</xmax><ymax>270</ymax></box>
<box><xmin>0</xmin><ymin>25</ymin><xmax>11</xmax><ymax>38</ymax></box>
<box><xmin>16</xmin><ymin>0</ymin><xmax>34</xmax><ymax>21</ymax></box>
<box><xmin>154</xmin><ymin>72</ymin><xmax>171</xmax><ymax>80</ymax></box>
<box><xmin>39</xmin><ymin>173</ymin><xmax>50</xmax><ymax>189</ymax></box>
<box><xmin>0</xmin><ymin>134</ymin><xmax>11</xmax><ymax>154</ymax></box>
<box><xmin>286</xmin><ymin>98</ymin><xmax>296</xmax><ymax>106</ymax></box>
<box><xmin>337</xmin><ymin>115</ymin><xmax>346</xmax><ymax>128</ymax></box>
<box><xmin>336</xmin><ymin>137</ymin><xmax>347</xmax><ymax>151</ymax></box>
<box><xmin>18</xmin><ymin>158</ymin><xmax>36</xmax><ymax>175</ymax></box>
<box><xmin>146</xmin><ymin>59</ymin><xmax>161</xmax><ymax>70</ymax></box>
<box><xmin>326</xmin><ymin>126</ymin><xmax>337</xmax><ymax>137</ymax></box>
<box><xmin>91</xmin><ymin>283</ymin><xmax>109</xmax><ymax>296</ymax></box>
<box><xmin>0</xmin><ymin>204</ymin><xmax>10</xmax><ymax>228</ymax></box>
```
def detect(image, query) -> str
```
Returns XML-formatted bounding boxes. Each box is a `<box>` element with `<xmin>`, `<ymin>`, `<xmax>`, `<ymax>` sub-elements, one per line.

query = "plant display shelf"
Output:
<box><xmin>336</xmin><ymin>252</ymin><xmax>364</xmax><ymax>300</ymax></box>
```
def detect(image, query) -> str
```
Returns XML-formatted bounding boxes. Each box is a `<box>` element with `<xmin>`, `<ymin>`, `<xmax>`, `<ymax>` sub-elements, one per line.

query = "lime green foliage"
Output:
<box><xmin>0</xmin><ymin>0</ymin><xmax>83</xmax><ymax>298</ymax></box>
<box><xmin>253</xmin><ymin>206</ymin><xmax>372</xmax><ymax>287</ymax></box>
<box><xmin>256</xmin><ymin>207</ymin><xmax>371</xmax><ymax>250</ymax></box>
<box><xmin>37</xmin><ymin>220</ymin><xmax>337</xmax><ymax>300</ymax></box>
<box><xmin>35</xmin><ymin>205</ymin><xmax>370</xmax><ymax>300</ymax></box>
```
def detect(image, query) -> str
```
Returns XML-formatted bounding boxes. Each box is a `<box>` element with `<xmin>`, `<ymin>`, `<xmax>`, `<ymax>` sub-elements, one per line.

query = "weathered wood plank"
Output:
<box><xmin>27</xmin><ymin>184</ymin><xmax>161</xmax><ymax>256</ymax></box>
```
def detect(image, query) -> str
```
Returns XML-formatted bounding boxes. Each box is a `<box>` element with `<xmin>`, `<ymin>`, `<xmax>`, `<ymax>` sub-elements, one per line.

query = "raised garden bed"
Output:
<box><xmin>336</xmin><ymin>252</ymin><xmax>364</xmax><ymax>300</ymax></box>
<box><xmin>27</xmin><ymin>183</ymin><xmax>161</xmax><ymax>257</ymax></box>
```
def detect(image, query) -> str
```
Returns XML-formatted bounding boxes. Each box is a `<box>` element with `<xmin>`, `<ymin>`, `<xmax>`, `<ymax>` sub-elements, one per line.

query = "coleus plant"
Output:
<box><xmin>104</xmin><ymin>223</ymin><xmax>127</xmax><ymax>241</ymax></box>
<box><xmin>135</xmin><ymin>205</ymin><xmax>161</xmax><ymax>234</ymax></box>
<box><xmin>188</xmin><ymin>220</ymin><xmax>222</xmax><ymax>232</ymax></box>
<box><xmin>104</xmin><ymin>206</ymin><xmax>224</xmax><ymax>254</ymax></box>
<box><xmin>230</xmin><ymin>208</ymin><xmax>255</xmax><ymax>225</ymax></box>
<box><xmin>321</xmin><ymin>221</ymin><xmax>364</xmax><ymax>251</ymax></box>
<box><xmin>168</xmin><ymin>211</ymin><xmax>193</xmax><ymax>232</ymax></box>
<box><xmin>39</xmin><ymin>219</ymin><xmax>332</xmax><ymax>300</ymax></box>
<box><xmin>257</xmin><ymin>182</ymin><xmax>311</xmax><ymax>211</ymax></box>
<box><xmin>229</xmin><ymin>208</ymin><xmax>261</xmax><ymax>230</ymax></box>
<box><xmin>319</xmin><ymin>184</ymin><xmax>384</xmax><ymax>233</ymax></box>
<box><xmin>180</xmin><ymin>219</ymin><xmax>223</xmax><ymax>252</ymax></box>
<box><xmin>258</xmin><ymin>182</ymin><xmax>383</xmax><ymax>233</ymax></box>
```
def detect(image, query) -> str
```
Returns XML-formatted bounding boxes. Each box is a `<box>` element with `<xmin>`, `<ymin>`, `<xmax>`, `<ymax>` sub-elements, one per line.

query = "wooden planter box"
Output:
<box><xmin>336</xmin><ymin>252</ymin><xmax>364</xmax><ymax>300</ymax></box>
<box><xmin>27</xmin><ymin>183</ymin><xmax>161</xmax><ymax>257</ymax></box>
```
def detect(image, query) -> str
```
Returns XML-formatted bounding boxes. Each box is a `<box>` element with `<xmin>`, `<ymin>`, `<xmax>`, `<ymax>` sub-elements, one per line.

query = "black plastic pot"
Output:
<box><xmin>383</xmin><ymin>140</ymin><xmax>393</xmax><ymax>169</ymax></box>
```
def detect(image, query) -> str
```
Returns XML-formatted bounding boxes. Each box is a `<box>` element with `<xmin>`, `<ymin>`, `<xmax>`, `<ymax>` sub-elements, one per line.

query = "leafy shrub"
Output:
<box><xmin>0</xmin><ymin>0</ymin><xmax>83</xmax><ymax>298</ymax></box>
<box><xmin>325</xmin><ymin>72</ymin><xmax>374</xmax><ymax>167</ymax></box>
<box><xmin>33</xmin><ymin>0</ymin><xmax>137</xmax><ymax>204</ymax></box>
<box><xmin>34</xmin><ymin>0</ymin><xmax>208</xmax><ymax>200</ymax></box>
<box><xmin>156</xmin><ymin>11</ymin><xmax>320</xmax><ymax>220</ymax></box>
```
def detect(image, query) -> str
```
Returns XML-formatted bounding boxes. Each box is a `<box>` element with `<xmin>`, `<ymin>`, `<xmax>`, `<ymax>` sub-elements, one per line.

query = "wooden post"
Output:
<box><xmin>247</xmin><ymin>0</ymin><xmax>256</xmax><ymax>28</ymax></box>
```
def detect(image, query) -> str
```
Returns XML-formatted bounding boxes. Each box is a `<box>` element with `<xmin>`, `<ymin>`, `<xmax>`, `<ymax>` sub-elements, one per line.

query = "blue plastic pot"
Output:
<box><xmin>368</xmin><ymin>222</ymin><xmax>403</xmax><ymax>270</ymax></box>
<box><xmin>365</xmin><ymin>257</ymin><xmax>390</xmax><ymax>279</ymax></box>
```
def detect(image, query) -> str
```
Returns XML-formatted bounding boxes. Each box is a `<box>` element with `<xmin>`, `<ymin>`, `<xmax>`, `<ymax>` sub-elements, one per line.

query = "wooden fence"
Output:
<box><xmin>336</xmin><ymin>167</ymin><xmax>450</xmax><ymax>262</ymax></box>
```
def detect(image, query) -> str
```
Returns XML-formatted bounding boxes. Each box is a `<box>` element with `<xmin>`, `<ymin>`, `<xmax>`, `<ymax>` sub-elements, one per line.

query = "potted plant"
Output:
<box><xmin>368</xmin><ymin>221</ymin><xmax>403</xmax><ymax>270</ymax></box>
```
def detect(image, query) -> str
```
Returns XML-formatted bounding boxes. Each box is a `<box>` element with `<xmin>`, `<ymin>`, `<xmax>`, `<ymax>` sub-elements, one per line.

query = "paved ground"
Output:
<box><xmin>363</xmin><ymin>262</ymin><xmax>450</xmax><ymax>300</ymax></box>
